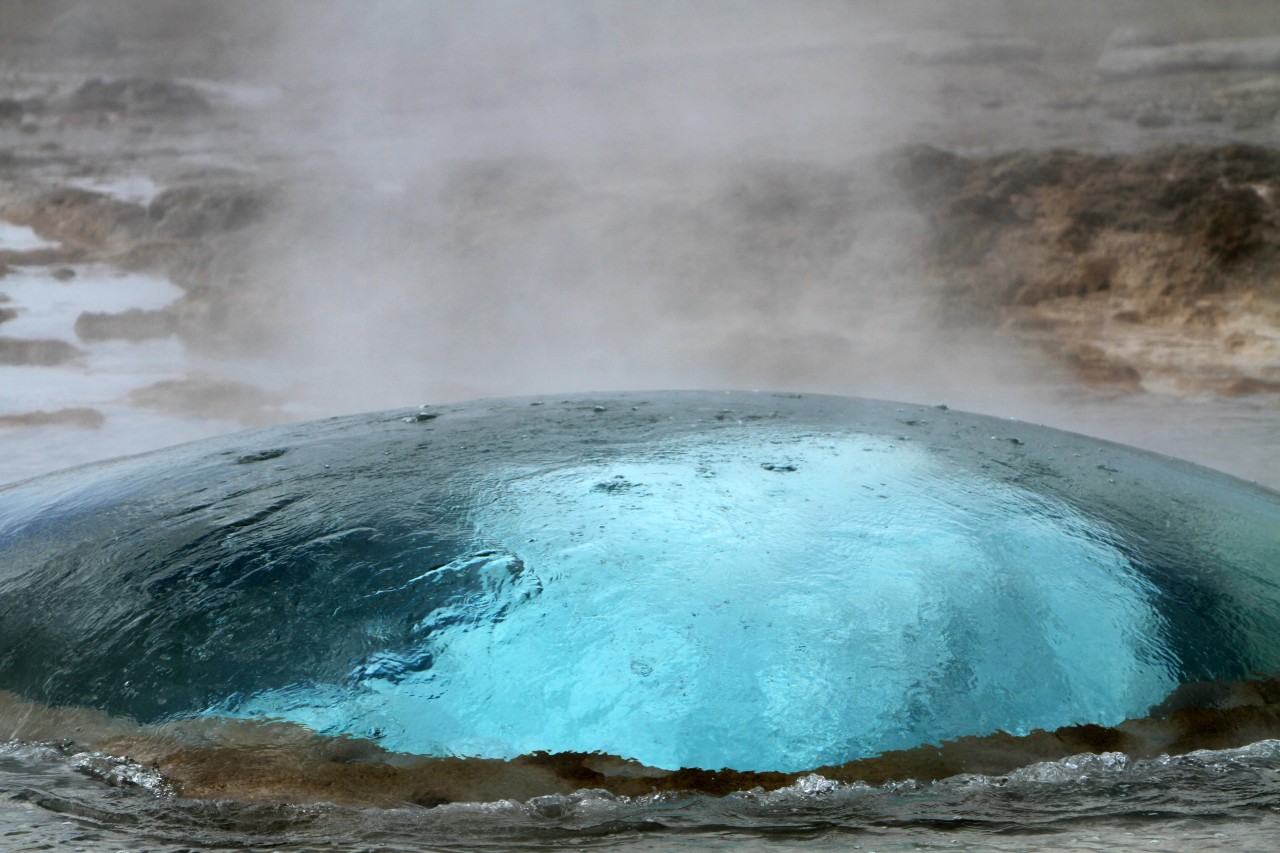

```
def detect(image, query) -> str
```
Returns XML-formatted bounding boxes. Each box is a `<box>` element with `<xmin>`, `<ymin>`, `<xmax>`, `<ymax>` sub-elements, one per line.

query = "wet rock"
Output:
<box><xmin>0</xmin><ymin>408</ymin><xmax>104</xmax><ymax>429</ymax></box>
<box><xmin>147</xmin><ymin>184</ymin><xmax>274</xmax><ymax>238</ymax></box>
<box><xmin>1058</xmin><ymin>343</ymin><xmax>1143</xmax><ymax>390</ymax></box>
<box><xmin>62</xmin><ymin>78</ymin><xmax>212</xmax><ymax>118</ymax></box>
<box><xmin>0</xmin><ymin>245</ymin><xmax>85</xmax><ymax>267</ymax></box>
<box><xmin>1182</xmin><ymin>184</ymin><xmax>1268</xmax><ymax>264</ymax></box>
<box><xmin>106</xmin><ymin>239</ymin><xmax>199</xmax><ymax>273</ymax></box>
<box><xmin>1218</xmin><ymin>377</ymin><xmax>1280</xmax><ymax>397</ymax></box>
<box><xmin>898</xmin><ymin>143</ymin><xmax>1280</xmax><ymax>292</ymax></box>
<box><xmin>126</xmin><ymin>376</ymin><xmax>280</xmax><ymax>425</ymax></box>
<box><xmin>1098</xmin><ymin>37</ymin><xmax>1280</xmax><ymax>79</ymax></box>
<box><xmin>151</xmin><ymin>233</ymin><xmax>282</xmax><ymax>353</ymax></box>
<box><xmin>0</xmin><ymin>307</ymin><xmax>16</xmax><ymax>325</ymax></box>
<box><xmin>74</xmin><ymin>308</ymin><xmax>176</xmax><ymax>342</ymax></box>
<box><xmin>0</xmin><ymin>337</ymin><xmax>84</xmax><ymax>366</ymax></box>
<box><xmin>0</xmin><ymin>187</ymin><xmax>148</xmax><ymax>251</ymax></box>
<box><xmin>896</xmin><ymin>143</ymin><xmax>1280</xmax><ymax>396</ymax></box>
<box><xmin>50</xmin><ymin>266</ymin><xmax>75</xmax><ymax>281</ymax></box>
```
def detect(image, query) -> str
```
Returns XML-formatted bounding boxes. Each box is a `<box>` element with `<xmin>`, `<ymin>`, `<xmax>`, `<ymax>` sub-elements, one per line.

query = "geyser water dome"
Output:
<box><xmin>0</xmin><ymin>392</ymin><xmax>1277</xmax><ymax>775</ymax></box>
<box><xmin>216</xmin><ymin>433</ymin><xmax>1173</xmax><ymax>771</ymax></box>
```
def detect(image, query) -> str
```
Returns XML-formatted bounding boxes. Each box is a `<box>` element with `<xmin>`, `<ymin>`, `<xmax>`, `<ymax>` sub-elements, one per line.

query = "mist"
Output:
<box><xmin>3</xmin><ymin>0</ymin><xmax>1275</xmax><ymax>486</ymax></box>
<box><xmin>211</xmin><ymin>0</ymin><xmax>1044</xmax><ymax>415</ymax></box>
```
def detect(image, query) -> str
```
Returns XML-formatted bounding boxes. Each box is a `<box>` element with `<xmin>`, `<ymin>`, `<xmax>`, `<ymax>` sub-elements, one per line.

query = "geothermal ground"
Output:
<box><xmin>0</xmin><ymin>1</ymin><xmax>1277</xmax><ymax>487</ymax></box>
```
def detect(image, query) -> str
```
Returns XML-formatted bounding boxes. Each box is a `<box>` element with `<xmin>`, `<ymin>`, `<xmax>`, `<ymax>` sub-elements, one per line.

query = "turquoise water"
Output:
<box><xmin>215</xmin><ymin>431</ymin><xmax>1175</xmax><ymax>770</ymax></box>
<box><xmin>1</xmin><ymin>391</ymin><xmax>1278</xmax><ymax>849</ymax></box>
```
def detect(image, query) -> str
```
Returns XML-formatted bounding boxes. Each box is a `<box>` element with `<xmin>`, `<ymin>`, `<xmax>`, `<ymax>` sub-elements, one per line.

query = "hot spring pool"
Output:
<box><xmin>0</xmin><ymin>391</ymin><xmax>1278</xmax><ymax>849</ymax></box>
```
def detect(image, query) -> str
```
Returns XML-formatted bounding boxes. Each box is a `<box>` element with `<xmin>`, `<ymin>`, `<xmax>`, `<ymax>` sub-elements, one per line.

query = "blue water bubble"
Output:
<box><xmin>211</xmin><ymin>431</ymin><xmax>1175</xmax><ymax>771</ymax></box>
<box><xmin>1</xmin><ymin>393</ymin><xmax>1276</xmax><ymax>774</ymax></box>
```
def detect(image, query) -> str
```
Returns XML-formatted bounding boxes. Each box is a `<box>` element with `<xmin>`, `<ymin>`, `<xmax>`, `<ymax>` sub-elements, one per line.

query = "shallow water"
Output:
<box><xmin>0</xmin><ymin>262</ymin><xmax>278</xmax><ymax>485</ymax></box>
<box><xmin>62</xmin><ymin>175</ymin><xmax>162</xmax><ymax>206</ymax></box>
<box><xmin>0</xmin><ymin>223</ymin><xmax>57</xmax><ymax>253</ymax></box>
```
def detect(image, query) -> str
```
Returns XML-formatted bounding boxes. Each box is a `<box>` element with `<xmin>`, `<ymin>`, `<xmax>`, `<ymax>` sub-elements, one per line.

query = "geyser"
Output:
<box><xmin>0</xmin><ymin>392</ymin><xmax>1277</xmax><ymax>774</ymax></box>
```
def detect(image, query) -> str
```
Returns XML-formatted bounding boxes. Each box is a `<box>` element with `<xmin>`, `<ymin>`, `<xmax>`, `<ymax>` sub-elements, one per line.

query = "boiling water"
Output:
<box><xmin>1</xmin><ymin>392</ymin><xmax>1278</xmax><ymax>850</ymax></box>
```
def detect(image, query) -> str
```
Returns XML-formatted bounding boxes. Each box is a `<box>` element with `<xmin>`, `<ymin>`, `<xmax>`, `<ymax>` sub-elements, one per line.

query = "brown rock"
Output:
<box><xmin>1218</xmin><ymin>377</ymin><xmax>1280</xmax><ymax>396</ymax></box>
<box><xmin>62</xmin><ymin>78</ymin><xmax>211</xmax><ymax>117</ymax></box>
<box><xmin>75</xmin><ymin>308</ymin><xmax>176</xmax><ymax>342</ymax></box>
<box><xmin>0</xmin><ymin>247</ymin><xmax>85</xmax><ymax>267</ymax></box>
<box><xmin>1059</xmin><ymin>343</ymin><xmax>1143</xmax><ymax>389</ymax></box>
<box><xmin>126</xmin><ymin>376</ymin><xmax>280</xmax><ymax>424</ymax></box>
<box><xmin>0</xmin><ymin>408</ymin><xmax>104</xmax><ymax>428</ymax></box>
<box><xmin>895</xmin><ymin>143</ymin><xmax>1280</xmax><ymax>397</ymax></box>
<box><xmin>0</xmin><ymin>336</ymin><xmax>83</xmax><ymax>366</ymax></box>
<box><xmin>0</xmin><ymin>186</ymin><xmax>148</xmax><ymax>251</ymax></box>
<box><xmin>148</xmin><ymin>183</ymin><xmax>275</xmax><ymax>239</ymax></box>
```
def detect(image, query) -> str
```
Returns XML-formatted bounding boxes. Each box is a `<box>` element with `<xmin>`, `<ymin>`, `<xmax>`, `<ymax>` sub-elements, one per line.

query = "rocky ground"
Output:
<box><xmin>898</xmin><ymin>143</ymin><xmax>1280</xmax><ymax>396</ymax></box>
<box><xmin>0</xmin><ymin>0</ymin><xmax>1277</xmax><ymax>486</ymax></box>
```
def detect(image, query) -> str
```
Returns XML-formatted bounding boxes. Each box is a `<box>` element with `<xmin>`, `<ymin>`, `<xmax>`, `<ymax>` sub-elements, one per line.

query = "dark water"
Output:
<box><xmin>1</xmin><ymin>391</ymin><xmax>1279</xmax><ymax>850</ymax></box>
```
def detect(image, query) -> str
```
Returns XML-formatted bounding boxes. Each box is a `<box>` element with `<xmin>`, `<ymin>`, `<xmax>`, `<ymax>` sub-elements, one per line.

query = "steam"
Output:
<box><xmin>226</xmin><ymin>0</ymin><xmax>1045</xmax><ymax>413</ymax></box>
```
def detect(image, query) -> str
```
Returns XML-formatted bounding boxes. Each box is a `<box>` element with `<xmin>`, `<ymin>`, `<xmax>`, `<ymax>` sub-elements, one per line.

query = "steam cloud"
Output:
<box><xmin>222</xmin><ymin>0</ymin><xmax>1048</xmax><ymax>413</ymax></box>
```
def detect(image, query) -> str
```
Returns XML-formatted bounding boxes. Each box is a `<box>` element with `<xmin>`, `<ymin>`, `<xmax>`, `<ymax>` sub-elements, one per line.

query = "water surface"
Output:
<box><xmin>1</xmin><ymin>391</ymin><xmax>1278</xmax><ymax>849</ymax></box>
